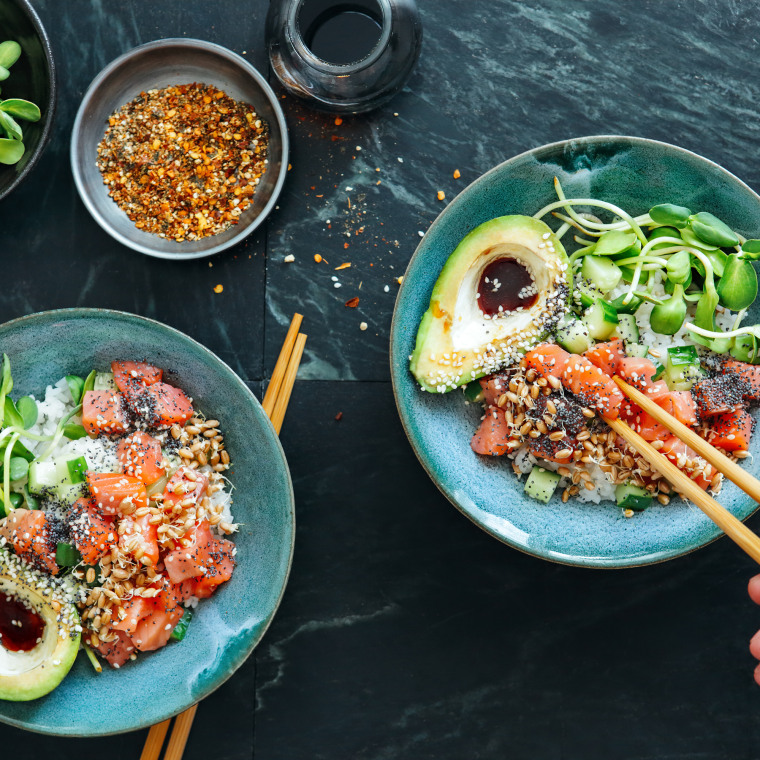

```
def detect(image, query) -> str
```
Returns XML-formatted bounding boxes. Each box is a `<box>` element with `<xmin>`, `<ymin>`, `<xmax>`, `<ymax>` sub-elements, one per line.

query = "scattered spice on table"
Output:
<box><xmin>96</xmin><ymin>82</ymin><xmax>269</xmax><ymax>241</ymax></box>
<box><xmin>213</xmin><ymin>284</ymin><xmax>224</xmax><ymax>293</ymax></box>
<box><xmin>453</xmin><ymin>169</ymin><xmax>461</xmax><ymax>179</ymax></box>
<box><xmin>345</xmin><ymin>297</ymin><xmax>360</xmax><ymax>308</ymax></box>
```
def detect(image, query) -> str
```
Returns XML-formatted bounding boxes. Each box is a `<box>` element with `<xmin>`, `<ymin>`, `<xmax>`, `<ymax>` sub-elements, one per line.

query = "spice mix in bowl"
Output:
<box><xmin>96</xmin><ymin>83</ymin><xmax>269</xmax><ymax>242</ymax></box>
<box><xmin>71</xmin><ymin>38</ymin><xmax>288</xmax><ymax>260</ymax></box>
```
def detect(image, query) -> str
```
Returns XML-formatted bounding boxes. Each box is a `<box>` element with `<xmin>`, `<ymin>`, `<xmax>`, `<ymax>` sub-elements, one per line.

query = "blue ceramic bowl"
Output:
<box><xmin>0</xmin><ymin>309</ymin><xmax>294</xmax><ymax>734</ymax></box>
<box><xmin>390</xmin><ymin>135</ymin><xmax>760</xmax><ymax>568</ymax></box>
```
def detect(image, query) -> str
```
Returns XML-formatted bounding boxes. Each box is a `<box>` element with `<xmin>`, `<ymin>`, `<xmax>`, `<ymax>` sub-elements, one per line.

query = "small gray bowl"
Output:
<box><xmin>70</xmin><ymin>38</ymin><xmax>288</xmax><ymax>260</ymax></box>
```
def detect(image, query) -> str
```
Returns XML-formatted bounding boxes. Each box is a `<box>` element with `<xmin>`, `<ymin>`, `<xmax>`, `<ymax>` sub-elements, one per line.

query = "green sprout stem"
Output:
<box><xmin>622</xmin><ymin>240</ymin><xmax>715</xmax><ymax>305</ymax></box>
<box><xmin>614</xmin><ymin>255</ymin><xmax>668</xmax><ymax>267</ymax></box>
<box><xmin>4</xmin><ymin>431</ymin><xmax>19</xmax><ymax>510</ymax></box>
<box><xmin>632</xmin><ymin>291</ymin><xmax>663</xmax><ymax>304</ymax></box>
<box><xmin>733</xmin><ymin>309</ymin><xmax>748</xmax><ymax>331</ymax></box>
<box><xmin>533</xmin><ymin>178</ymin><xmax>649</xmax><ymax>245</ymax></box>
<box><xmin>550</xmin><ymin>211</ymin><xmax>649</xmax><ymax>238</ymax></box>
<box><xmin>82</xmin><ymin>643</ymin><xmax>103</xmax><ymax>673</ymax></box>
<box><xmin>685</xmin><ymin>323</ymin><xmax>754</xmax><ymax>340</ymax></box>
<box><xmin>36</xmin><ymin>404</ymin><xmax>83</xmax><ymax>462</ymax></box>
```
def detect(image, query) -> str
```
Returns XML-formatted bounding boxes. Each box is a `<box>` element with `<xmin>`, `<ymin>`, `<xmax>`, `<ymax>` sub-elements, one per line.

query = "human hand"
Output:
<box><xmin>748</xmin><ymin>575</ymin><xmax>760</xmax><ymax>685</ymax></box>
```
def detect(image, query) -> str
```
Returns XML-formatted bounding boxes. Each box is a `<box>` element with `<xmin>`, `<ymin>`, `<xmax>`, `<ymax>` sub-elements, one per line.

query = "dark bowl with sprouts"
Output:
<box><xmin>0</xmin><ymin>0</ymin><xmax>56</xmax><ymax>201</ymax></box>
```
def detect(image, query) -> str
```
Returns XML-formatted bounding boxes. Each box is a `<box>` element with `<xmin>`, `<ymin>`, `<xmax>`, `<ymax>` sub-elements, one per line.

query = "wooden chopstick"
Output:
<box><xmin>614</xmin><ymin>376</ymin><xmax>760</xmax><ymax>503</ymax></box>
<box><xmin>162</xmin><ymin>704</ymin><xmax>198</xmax><ymax>760</ymax></box>
<box><xmin>139</xmin><ymin>720</ymin><xmax>171</xmax><ymax>760</ymax></box>
<box><xmin>270</xmin><ymin>333</ymin><xmax>307</xmax><ymax>435</ymax></box>
<box><xmin>262</xmin><ymin>313</ymin><xmax>303</xmax><ymax>418</ymax></box>
<box><xmin>139</xmin><ymin>316</ymin><xmax>306</xmax><ymax>760</ymax></box>
<box><xmin>606</xmin><ymin>415</ymin><xmax>760</xmax><ymax>564</ymax></box>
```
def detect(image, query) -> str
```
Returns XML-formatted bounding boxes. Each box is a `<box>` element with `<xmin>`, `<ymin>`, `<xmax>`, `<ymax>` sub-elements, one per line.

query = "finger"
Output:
<box><xmin>754</xmin><ymin>662</ymin><xmax>760</xmax><ymax>687</ymax></box>
<box><xmin>748</xmin><ymin>575</ymin><xmax>760</xmax><ymax>605</ymax></box>
<box><xmin>751</xmin><ymin>629</ymin><xmax>760</xmax><ymax>660</ymax></box>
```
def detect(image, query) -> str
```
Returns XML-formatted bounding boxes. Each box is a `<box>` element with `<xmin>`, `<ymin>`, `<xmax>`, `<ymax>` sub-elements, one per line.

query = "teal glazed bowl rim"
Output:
<box><xmin>390</xmin><ymin>134</ymin><xmax>760</xmax><ymax>569</ymax></box>
<box><xmin>0</xmin><ymin>308</ymin><xmax>295</xmax><ymax>735</ymax></box>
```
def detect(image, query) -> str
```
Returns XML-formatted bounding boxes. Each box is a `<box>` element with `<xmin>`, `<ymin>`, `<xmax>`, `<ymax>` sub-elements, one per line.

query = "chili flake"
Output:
<box><xmin>96</xmin><ymin>83</ymin><xmax>269</xmax><ymax>242</ymax></box>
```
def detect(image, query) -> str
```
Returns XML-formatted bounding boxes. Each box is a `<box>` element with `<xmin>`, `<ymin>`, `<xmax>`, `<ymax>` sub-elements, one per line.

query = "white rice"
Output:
<box><xmin>513</xmin><ymin>443</ymin><xmax>616</xmax><ymax>504</ymax></box>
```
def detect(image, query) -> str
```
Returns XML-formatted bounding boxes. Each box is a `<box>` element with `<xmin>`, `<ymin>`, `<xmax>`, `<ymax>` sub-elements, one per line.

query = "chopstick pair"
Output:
<box><xmin>140</xmin><ymin>313</ymin><xmax>306</xmax><ymax>760</ymax></box>
<box><xmin>609</xmin><ymin>378</ymin><xmax>760</xmax><ymax>564</ymax></box>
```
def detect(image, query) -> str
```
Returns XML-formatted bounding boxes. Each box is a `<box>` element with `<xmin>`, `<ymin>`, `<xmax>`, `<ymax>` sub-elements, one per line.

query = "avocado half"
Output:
<box><xmin>0</xmin><ymin>548</ymin><xmax>81</xmax><ymax>701</ymax></box>
<box><xmin>410</xmin><ymin>215</ymin><xmax>571</xmax><ymax>392</ymax></box>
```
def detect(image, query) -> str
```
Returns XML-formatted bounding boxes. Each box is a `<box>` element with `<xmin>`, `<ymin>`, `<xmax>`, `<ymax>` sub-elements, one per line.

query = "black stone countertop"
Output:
<box><xmin>3</xmin><ymin>1</ymin><xmax>760</xmax><ymax>758</ymax></box>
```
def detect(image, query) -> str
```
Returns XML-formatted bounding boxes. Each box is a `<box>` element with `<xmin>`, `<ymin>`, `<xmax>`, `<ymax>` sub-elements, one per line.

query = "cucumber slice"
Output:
<box><xmin>93</xmin><ymin>372</ymin><xmax>116</xmax><ymax>391</ymax></box>
<box><xmin>524</xmin><ymin>467</ymin><xmax>561</xmax><ymax>504</ymax></box>
<box><xmin>463</xmin><ymin>380</ymin><xmax>484</xmax><ymax>403</ymax></box>
<box><xmin>581</xmin><ymin>255</ymin><xmax>622</xmax><ymax>293</ymax></box>
<box><xmin>626</xmin><ymin>343</ymin><xmax>649</xmax><ymax>358</ymax></box>
<box><xmin>66</xmin><ymin>456</ymin><xmax>88</xmax><ymax>484</ymax></box>
<box><xmin>28</xmin><ymin>457</ymin><xmax>86</xmax><ymax>505</ymax></box>
<box><xmin>28</xmin><ymin>460</ymin><xmax>58</xmax><ymax>493</ymax></box>
<box><xmin>613</xmin><ymin>313</ymin><xmax>640</xmax><ymax>344</ymax></box>
<box><xmin>666</xmin><ymin>345</ymin><xmax>698</xmax><ymax>366</ymax></box>
<box><xmin>576</xmin><ymin>279</ymin><xmax>604</xmax><ymax>308</ymax></box>
<box><xmin>664</xmin><ymin>346</ymin><xmax>704</xmax><ymax>391</ymax></box>
<box><xmin>615</xmin><ymin>483</ymin><xmax>652</xmax><ymax>512</ymax></box>
<box><xmin>556</xmin><ymin>315</ymin><xmax>592</xmax><ymax>353</ymax></box>
<box><xmin>55</xmin><ymin>542</ymin><xmax>82</xmax><ymax>567</ymax></box>
<box><xmin>666</xmin><ymin>365</ymin><xmax>704</xmax><ymax>392</ymax></box>
<box><xmin>170</xmin><ymin>608</ymin><xmax>194</xmax><ymax>642</ymax></box>
<box><xmin>582</xmin><ymin>300</ymin><xmax>619</xmax><ymax>340</ymax></box>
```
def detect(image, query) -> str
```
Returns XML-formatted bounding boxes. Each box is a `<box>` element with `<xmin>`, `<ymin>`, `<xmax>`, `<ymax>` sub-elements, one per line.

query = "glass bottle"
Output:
<box><xmin>266</xmin><ymin>0</ymin><xmax>422</xmax><ymax>114</ymax></box>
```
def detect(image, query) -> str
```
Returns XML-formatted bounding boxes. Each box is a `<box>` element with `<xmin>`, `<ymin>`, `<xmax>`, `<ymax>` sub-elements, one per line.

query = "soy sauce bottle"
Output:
<box><xmin>266</xmin><ymin>0</ymin><xmax>422</xmax><ymax>114</ymax></box>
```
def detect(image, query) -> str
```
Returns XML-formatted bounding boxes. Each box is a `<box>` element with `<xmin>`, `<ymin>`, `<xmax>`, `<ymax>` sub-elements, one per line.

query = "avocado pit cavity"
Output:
<box><xmin>0</xmin><ymin>594</ymin><xmax>44</xmax><ymax>653</ymax></box>
<box><xmin>477</xmin><ymin>256</ymin><xmax>538</xmax><ymax>316</ymax></box>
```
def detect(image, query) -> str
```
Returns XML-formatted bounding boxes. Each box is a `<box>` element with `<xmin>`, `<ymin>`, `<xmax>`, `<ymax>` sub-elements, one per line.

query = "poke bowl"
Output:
<box><xmin>390</xmin><ymin>135</ymin><xmax>760</xmax><ymax>568</ymax></box>
<box><xmin>0</xmin><ymin>308</ymin><xmax>294</xmax><ymax>735</ymax></box>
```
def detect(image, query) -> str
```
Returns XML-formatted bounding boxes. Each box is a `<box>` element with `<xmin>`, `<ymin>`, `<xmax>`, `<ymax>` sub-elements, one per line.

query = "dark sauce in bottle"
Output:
<box><xmin>300</xmin><ymin>0</ymin><xmax>383</xmax><ymax>66</ymax></box>
<box><xmin>0</xmin><ymin>594</ymin><xmax>45</xmax><ymax>652</ymax></box>
<box><xmin>477</xmin><ymin>258</ymin><xmax>538</xmax><ymax>316</ymax></box>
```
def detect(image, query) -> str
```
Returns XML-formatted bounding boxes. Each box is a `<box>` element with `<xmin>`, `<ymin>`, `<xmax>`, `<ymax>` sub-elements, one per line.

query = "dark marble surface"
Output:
<box><xmin>2</xmin><ymin>0</ymin><xmax>760</xmax><ymax>757</ymax></box>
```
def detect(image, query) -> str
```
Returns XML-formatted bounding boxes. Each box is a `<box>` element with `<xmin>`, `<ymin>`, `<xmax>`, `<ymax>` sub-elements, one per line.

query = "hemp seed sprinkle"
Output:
<box><xmin>96</xmin><ymin>83</ymin><xmax>269</xmax><ymax>242</ymax></box>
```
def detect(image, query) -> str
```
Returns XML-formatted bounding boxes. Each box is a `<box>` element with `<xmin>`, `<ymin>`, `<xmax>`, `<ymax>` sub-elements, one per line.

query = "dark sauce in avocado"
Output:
<box><xmin>0</xmin><ymin>594</ymin><xmax>45</xmax><ymax>652</ymax></box>
<box><xmin>477</xmin><ymin>258</ymin><xmax>538</xmax><ymax>316</ymax></box>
